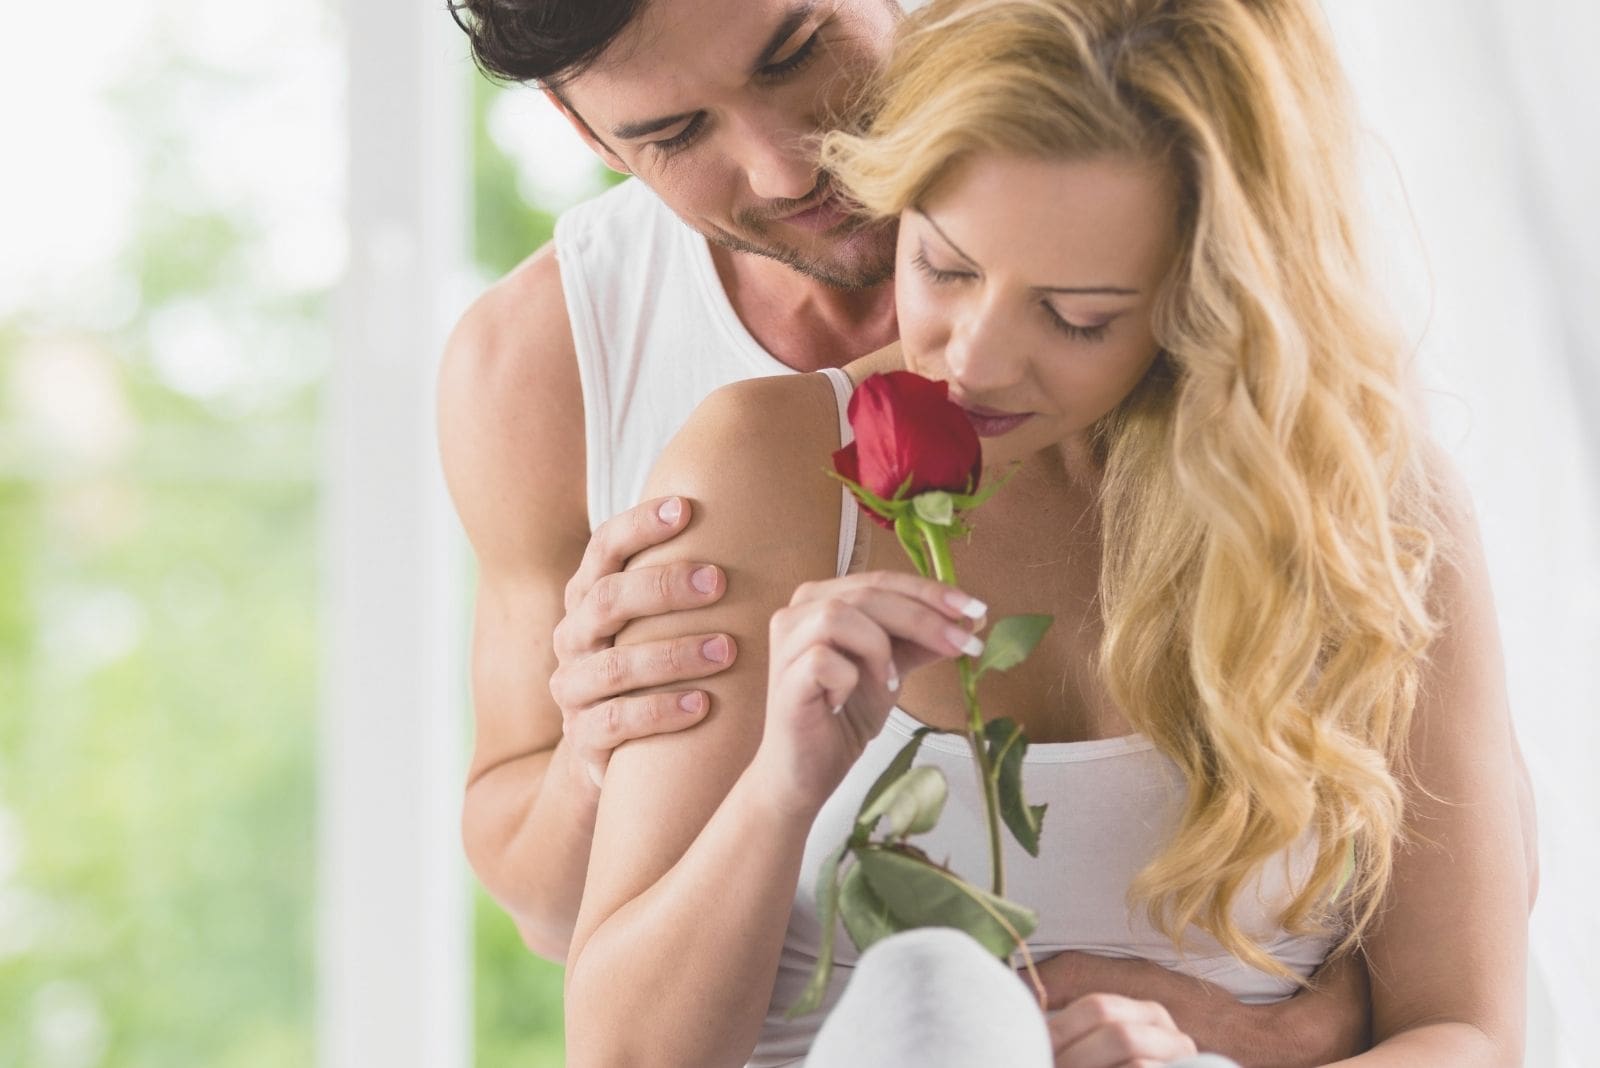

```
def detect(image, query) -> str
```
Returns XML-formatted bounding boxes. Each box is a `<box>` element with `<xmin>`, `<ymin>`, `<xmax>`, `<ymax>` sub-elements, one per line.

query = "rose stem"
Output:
<box><xmin>919</xmin><ymin>520</ymin><xmax>1007</xmax><ymax>898</ymax></box>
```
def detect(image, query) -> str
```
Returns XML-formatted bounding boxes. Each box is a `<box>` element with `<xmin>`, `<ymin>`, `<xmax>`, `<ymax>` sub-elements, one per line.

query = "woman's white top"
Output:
<box><xmin>746</xmin><ymin>368</ymin><xmax>1339</xmax><ymax>1067</ymax></box>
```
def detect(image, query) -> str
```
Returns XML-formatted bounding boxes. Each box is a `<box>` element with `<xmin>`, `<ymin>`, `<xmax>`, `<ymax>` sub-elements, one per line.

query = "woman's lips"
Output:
<box><xmin>957</xmin><ymin>405</ymin><xmax>1035</xmax><ymax>438</ymax></box>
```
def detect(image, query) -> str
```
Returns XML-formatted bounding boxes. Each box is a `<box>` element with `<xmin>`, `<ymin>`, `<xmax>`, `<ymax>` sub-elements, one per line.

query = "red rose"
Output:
<box><xmin>832</xmin><ymin>372</ymin><xmax>982</xmax><ymax>527</ymax></box>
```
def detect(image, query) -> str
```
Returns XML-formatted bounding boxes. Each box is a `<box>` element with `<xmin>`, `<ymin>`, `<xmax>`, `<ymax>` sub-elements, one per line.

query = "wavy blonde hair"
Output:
<box><xmin>824</xmin><ymin>0</ymin><xmax>1454</xmax><ymax>979</ymax></box>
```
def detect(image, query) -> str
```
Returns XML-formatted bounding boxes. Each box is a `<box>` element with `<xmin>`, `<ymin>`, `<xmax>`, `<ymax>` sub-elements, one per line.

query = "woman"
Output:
<box><xmin>561</xmin><ymin>1</ymin><xmax>1528</xmax><ymax>1065</ymax></box>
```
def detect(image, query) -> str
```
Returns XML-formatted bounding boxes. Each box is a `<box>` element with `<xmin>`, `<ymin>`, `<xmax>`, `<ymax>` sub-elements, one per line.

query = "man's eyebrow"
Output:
<box><xmin>751</xmin><ymin>2</ymin><xmax>817</xmax><ymax>72</ymax></box>
<box><xmin>917</xmin><ymin>209</ymin><xmax>1141</xmax><ymax>296</ymax></box>
<box><xmin>612</xmin><ymin>110</ymin><xmax>699</xmax><ymax>142</ymax></box>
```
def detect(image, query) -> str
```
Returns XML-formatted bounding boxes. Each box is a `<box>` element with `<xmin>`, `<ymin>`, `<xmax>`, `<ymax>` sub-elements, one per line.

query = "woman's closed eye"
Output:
<box><xmin>914</xmin><ymin>249</ymin><xmax>1114</xmax><ymax>343</ymax></box>
<box><xmin>1041</xmin><ymin>302</ymin><xmax>1111</xmax><ymax>342</ymax></box>
<box><xmin>911</xmin><ymin>249</ymin><xmax>972</xmax><ymax>285</ymax></box>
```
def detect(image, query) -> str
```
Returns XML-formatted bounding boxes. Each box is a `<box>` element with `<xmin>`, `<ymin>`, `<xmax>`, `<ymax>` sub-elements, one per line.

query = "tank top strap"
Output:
<box><xmin>816</xmin><ymin>367</ymin><xmax>863</xmax><ymax>580</ymax></box>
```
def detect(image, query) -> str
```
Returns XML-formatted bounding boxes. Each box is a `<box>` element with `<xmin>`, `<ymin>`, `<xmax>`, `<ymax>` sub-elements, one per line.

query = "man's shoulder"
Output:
<box><xmin>445</xmin><ymin>244</ymin><xmax>572</xmax><ymax>392</ymax></box>
<box><xmin>438</xmin><ymin>245</ymin><xmax>588</xmax><ymax>545</ymax></box>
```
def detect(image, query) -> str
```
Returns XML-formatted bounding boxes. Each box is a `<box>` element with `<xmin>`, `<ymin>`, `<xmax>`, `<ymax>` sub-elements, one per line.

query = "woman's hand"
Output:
<box><xmin>751</xmin><ymin>570</ymin><xmax>987</xmax><ymax>817</ymax></box>
<box><xmin>1048</xmin><ymin>992</ymin><xmax>1200</xmax><ymax>1068</ymax></box>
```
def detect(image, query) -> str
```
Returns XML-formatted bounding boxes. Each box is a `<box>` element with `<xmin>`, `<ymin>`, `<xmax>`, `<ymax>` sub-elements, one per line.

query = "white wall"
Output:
<box><xmin>1325</xmin><ymin>4</ymin><xmax>1600</xmax><ymax>1065</ymax></box>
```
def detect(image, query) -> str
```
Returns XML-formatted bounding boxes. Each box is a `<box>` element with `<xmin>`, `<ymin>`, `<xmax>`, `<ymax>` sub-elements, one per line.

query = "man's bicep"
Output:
<box><xmin>438</xmin><ymin>246</ymin><xmax>587</xmax><ymax>567</ymax></box>
<box><xmin>437</xmin><ymin>247</ymin><xmax>592</xmax><ymax>771</ymax></box>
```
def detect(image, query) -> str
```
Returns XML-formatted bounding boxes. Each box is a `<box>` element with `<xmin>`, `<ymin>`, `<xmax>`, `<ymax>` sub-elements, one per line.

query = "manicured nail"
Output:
<box><xmin>701</xmin><ymin>636</ymin><xmax>731</xmax><ymax>663</ymax></box>
<box><xmin>585</xmin><ymin>762</ymin><xmax>604</xmax><ymax>788</ymax></box>
<box><xmin>658</xmin><ymin>498</ymin><xmax>683</xmax><ymax>524</ymax></box>
<box><xmin>678</xmin><ymin>691</ymin><xmax>706</xmax><ymax>714</ymax></box>
<box><xmin>830</xmin><ymin>704</ymin><xmax>845</xmax><ymax>716</ymax></box>
<box><xmin>690</xmin><ymin>566</ymin><xmax>718</xmax><ymax>594</ymax></box>
<box><xmin>944</xmin><ymin>591</ymin><xmax>988</xmax><ymax>619</ymax></box>
<box><xmin>944</xmin><ymin>626</ymin><xmax>985</xmax><ymax>658</ymax></box>
<box><xmin>886</xmin><ymin>661</ymin><xmax>900</xmax><ymax>692</ymax></box>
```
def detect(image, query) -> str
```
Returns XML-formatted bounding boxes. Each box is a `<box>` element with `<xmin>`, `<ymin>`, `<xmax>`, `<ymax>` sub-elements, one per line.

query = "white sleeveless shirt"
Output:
<box><xmin>555</xmin><ymin>179</ymin><xmax>797</xmax><ymax>528</ymax></box>
<box><xmin>746</xmin><ymin>368</ymin><xmax>1340</xmax><ymax>1067</ymax></box>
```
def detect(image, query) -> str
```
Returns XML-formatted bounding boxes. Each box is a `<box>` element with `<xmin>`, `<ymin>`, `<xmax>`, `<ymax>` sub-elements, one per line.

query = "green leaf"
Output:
<box><xmin>855</xmin><ymin>727</ymin><xmax>933</xmax><ymax>830</ymax></box>
<box><xmin>854</xmin><ymin>847</ymin><xmax>1038</xmax><ymax>959</ymax></box>
<box><xmin>857</xmin><ymin>766</ymin><xmax>947</xmax><ymax>839</ymax></box>
<box><xmin>826</xmin><ymin>470</ymin><xmax>902</xmax><ymax>526</ymax></box>
<box><xmin>893</xmin><ymin>514</ymin><xmax>930</xmax><ymax>577</ymax></box>
<box><xmin>983</xmin><ymin>718</ymin><xmax>1048</xmax><ymax>857</ymax></box>
<box><xmin>973</xmin><ymin>614</ymin><xmax>1053</xmax><ymax>680</ymax></box>
<box><xmin>912</xmin><ymin>491</ymin><xmax>954</xmax><ymax>527</ymax></box>
<box><xmin>785</xmin><ymin>840</ymin><xmax>851</xmax><ymax>1018</ymax></box>
<box><xmin>947</xmin><ymin>462</ymin><xmax>1022</xmax><ymax>511</ymax></box>
<box><xmin>838</xmin><ymin>860</ymin><xmax>904</xmax><ymax>953</ymax></box>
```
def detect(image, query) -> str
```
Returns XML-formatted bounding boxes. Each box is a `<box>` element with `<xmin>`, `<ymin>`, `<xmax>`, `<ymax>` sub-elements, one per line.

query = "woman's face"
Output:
<box><xmin>895</xmin><ymin>151</ymin><xmax>1181</xmax><ymax>470</ymax></box>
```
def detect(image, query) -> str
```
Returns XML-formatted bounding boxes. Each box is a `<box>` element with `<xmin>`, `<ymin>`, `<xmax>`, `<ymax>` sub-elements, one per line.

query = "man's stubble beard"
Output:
<box><xmin>700</xmin><ymin>211</ymin><xmax>899</xmax><ymax>291</ymax></box>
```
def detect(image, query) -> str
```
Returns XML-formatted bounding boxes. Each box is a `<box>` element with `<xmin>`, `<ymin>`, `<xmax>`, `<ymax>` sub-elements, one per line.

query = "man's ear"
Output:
<box><xmin>545</xmin><ymin>88</ymin><xmax>631</xmax><ymax>175</ymax></box>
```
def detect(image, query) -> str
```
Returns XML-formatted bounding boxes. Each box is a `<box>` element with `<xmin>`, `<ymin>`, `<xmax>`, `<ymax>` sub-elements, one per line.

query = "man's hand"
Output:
<box><xmin>549</xmin><ymin>495</ymin><xmax>739</xmax><ymax>789</ymax></box>
<box><xmin>1028</xmin><ymin>948</ymin><xmax>1370</xmax><ymax>1068</ymax></box>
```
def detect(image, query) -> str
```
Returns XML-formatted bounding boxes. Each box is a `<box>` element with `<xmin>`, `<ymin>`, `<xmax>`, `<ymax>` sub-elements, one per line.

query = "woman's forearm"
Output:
<box><xmin>462</xmin><ymin>738</ymin><xmax>602</xmax><ymax>960</ymax></box>
<box><xmin>564</xmin><ymin>760</ymin><xmax>814</xmax><ymax>1068</ymax></box>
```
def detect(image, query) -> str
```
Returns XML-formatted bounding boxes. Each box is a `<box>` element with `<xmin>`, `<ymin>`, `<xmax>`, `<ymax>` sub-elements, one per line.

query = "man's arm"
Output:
<box><xmin>1036</xmin><ymin>948</ymin><xmax>1369</xmax><ymax>1067</ymax></box>
<box><xmin>437</xmin><ymin>246</ymin><xmax>735</xmax><ymax>959</ymax></box>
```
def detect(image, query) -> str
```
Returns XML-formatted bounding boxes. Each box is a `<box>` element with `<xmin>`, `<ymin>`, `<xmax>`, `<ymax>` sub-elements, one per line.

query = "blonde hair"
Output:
<box><xmin>825</xmin><ymin>0</ymin><xmax>1453</xmax><ymax>979</ymax></box>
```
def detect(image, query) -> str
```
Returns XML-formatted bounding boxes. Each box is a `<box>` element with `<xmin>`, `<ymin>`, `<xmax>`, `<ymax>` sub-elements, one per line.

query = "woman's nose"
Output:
<box><xmin>944</xmin><ymin>303</ymin><xmax>1026</xmax><ymax>395</ymax></box>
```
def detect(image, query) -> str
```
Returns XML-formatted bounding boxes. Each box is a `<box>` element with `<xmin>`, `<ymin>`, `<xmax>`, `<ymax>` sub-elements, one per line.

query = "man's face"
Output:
<box><xmin>559</xmin><ymin>0</ymin><xmax>899</xmax><ymax>289</ymax></box>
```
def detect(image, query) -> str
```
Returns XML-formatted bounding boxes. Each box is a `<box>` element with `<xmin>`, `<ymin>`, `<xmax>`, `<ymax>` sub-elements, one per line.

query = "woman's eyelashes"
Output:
<box><xmin>910</xmin><ymin>249</ymin><xmax>971</xmax><ymax>284</ymax></box>
<box><xmin>1042</xmin><ymin>302</ymin><xmax>1110</xmax><ymax>342</ymax></box>
<box><xmin>911</xmin><ymin>249</ymin><xmax>1112</xmax><ymax>343</ymax></box>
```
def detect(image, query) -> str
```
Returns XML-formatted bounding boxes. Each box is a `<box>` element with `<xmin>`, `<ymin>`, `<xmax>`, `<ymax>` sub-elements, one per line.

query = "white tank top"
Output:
<box><xmin>555</xmin><ymin>179</ymin><xmax>796</xmax><ymax>528</ymax></box>
<box><xmin>747</xmin><ymin>368</ymin><xmax>1340</xmax><ymax>1067</ymax></box>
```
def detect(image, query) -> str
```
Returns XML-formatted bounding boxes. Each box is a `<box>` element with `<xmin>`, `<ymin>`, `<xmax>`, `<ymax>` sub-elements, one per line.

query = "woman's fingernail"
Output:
<box><xmin>830</xmin><ymin>704</ymin><xmax>845</xmax><ymax>716</ymax></box>
<box><xmin>886</xmin><ymin>661</ymin><xmax>900</xmax><ymax>692</ymax></box>
<box><xmin>944</xmin><ymin>591</ymin><xmax>988</xmax><ymax>619</ymax></box>
<box><xmin>701</xmin><ymin>636</ymin><xmax>731</xmax><ymax>663</ymax></box>
<box><xmin>586</xmin><ymin>762</ymin><xmax>604</xmax><ymax>788</ymax></box>
<box><xmin>691</xmin><ymin>566</ymin><xmax>718</xmax><ymax>594</ymax></box>
<box><xmin>679</xmin><ymin>691</ymin><xmax>706</xmax><ymax>714</ymax></box>
<box><xmin>658</xmin><ymin>498</ymin><xmax>683</xmax><ymax>524</ymax></box>
<box><xmin>944</xmin><ymin>625</ymin><xmax>985</xmax><ymax>658</ymax></box>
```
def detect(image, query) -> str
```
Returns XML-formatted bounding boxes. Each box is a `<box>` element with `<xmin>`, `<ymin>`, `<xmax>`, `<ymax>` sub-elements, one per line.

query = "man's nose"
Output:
<box><xmin>730</xmin><ymin>110</ymin><xmax>818</xmax><ymax>203</ymax></box>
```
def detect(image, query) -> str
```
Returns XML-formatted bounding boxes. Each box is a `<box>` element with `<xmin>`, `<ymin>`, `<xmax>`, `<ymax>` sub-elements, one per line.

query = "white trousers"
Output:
<box><xmin>803</xmin><ymin>927</ymin><xmax>1242</xmax><ymax>1068</ymax></box>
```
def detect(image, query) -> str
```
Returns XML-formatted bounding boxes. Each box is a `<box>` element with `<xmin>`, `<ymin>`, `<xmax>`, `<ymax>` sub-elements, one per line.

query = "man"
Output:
<box><xmin>437</xmin><ymin>1</ymin><xmax>1536</xmax><ymax>1062</ymax></box>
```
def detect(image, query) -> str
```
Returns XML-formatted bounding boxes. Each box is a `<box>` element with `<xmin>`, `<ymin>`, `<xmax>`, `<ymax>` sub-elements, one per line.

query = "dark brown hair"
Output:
<box><xmin>447</xmin><ymin>0</ymin><xmax>647</xmax><ymax>87</ymax></box>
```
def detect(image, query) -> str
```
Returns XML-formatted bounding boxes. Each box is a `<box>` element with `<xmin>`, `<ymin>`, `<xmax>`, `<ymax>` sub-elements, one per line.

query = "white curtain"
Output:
<box><xmin>1324</xmin><ymin>4</ymin><xmax>1600</xmax><ymax>1066</ymax></box>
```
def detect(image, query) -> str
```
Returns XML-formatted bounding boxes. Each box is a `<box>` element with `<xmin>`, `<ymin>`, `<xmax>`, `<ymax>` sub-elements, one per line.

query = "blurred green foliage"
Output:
<box><xmin>0</xmin><ymin>20</ymin><xmax>614</xmax><ymax>1066</ymax></box>
<box><xmin>0</xmin><ymin>219</ymin><xmax>318</xmax><ymax>1068</ymax></box>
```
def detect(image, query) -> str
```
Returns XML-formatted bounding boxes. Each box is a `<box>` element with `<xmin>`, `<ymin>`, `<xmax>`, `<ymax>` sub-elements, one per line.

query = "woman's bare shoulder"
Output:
<box><xmin>617</xmin><ymin>371</ymin><xmax>852</xmax><ymax>661</ymax></box>
<box><xmin>647</xmin><ymin>372</ymin><xmax>846</xmax><ymax>539</ymax></box>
